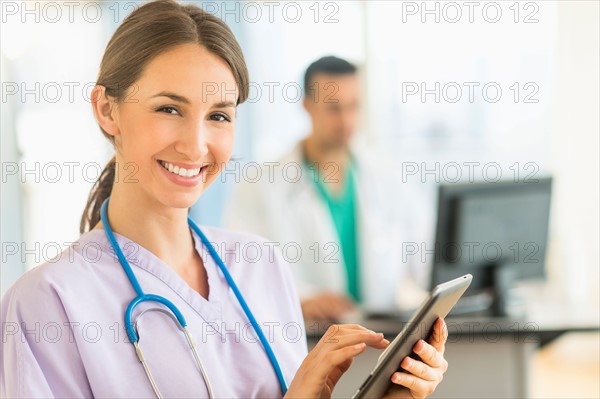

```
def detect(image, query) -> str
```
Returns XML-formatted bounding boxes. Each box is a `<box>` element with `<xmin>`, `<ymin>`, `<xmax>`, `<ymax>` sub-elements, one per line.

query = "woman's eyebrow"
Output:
<box><xmin>150</xmin><ymin>91</ymin><xmax>190</xmax><ymax>104</ymax></box>
<box><xmin>149</xmin><ymin>92</ymin><xmax>236</xmax><ymax>109</ymax></box>
<box><xmin>213</xmin><ymin>101</ymin><xmax>236</xmax><ymax>109</ymax></box>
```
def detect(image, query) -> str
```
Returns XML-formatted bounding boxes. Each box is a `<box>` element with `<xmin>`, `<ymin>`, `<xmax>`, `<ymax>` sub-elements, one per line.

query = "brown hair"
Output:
<box><xmin>80</xmin><ymin>0</ymin><xmax>249</xmax><ymax>234</ymax></box>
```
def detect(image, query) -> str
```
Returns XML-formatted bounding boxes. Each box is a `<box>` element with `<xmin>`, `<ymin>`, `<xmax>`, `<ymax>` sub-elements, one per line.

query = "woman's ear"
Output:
<box><xmin>91</xmin><ymin>85</ymin><xmax>120</xmax><ymax>138</ymax></box>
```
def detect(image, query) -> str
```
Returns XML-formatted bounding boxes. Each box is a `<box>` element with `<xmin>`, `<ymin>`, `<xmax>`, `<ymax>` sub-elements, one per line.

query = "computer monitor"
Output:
<box><xmin>431</xmin><ymin>177</ymin><xmax>553</xmax><ymax>317</ymax></box>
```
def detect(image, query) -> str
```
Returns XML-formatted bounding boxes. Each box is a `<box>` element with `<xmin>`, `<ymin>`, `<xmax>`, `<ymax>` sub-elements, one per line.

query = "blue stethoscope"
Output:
<box><xmin>100</xmin><ymin>197</ymin><xmax>288</xmax><ymax>398</ymax></box>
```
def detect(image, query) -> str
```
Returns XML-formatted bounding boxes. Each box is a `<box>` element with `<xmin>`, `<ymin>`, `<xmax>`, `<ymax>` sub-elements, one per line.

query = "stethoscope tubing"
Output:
<box><xmin>100</xmin><ymin>197</ymin><xmax>288</xmax><ymax>396</ymax></box>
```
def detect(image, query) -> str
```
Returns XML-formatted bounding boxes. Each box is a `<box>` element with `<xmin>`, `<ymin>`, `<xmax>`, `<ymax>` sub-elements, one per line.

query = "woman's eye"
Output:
<box><xmin>157</xmin><ymin>106</ymin><xmax>180</xmax><ymax>115</ymax></box>
<box><xmin>210</xmin><ymin>113</ymin><xmax>231</xmax><ymax>123</ymax></box>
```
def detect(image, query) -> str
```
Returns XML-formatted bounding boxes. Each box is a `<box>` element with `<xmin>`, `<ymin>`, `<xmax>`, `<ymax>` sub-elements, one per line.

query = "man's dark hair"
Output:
<box><xmin>303</xmin><ymin>56</ymin><xmax>357</xmax><ymax>98</ymax></box>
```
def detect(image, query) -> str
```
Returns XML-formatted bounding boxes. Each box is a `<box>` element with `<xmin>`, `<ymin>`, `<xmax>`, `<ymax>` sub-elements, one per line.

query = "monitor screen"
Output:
<box><xmin>432</xmin><ymin>177</ymin><xmax>552</xmax><ymax>293</ymax></box>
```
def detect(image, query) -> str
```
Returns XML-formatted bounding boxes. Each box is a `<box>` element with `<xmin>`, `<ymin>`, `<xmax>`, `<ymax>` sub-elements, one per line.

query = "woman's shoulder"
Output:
<box><xmin>1</xmin><ymin>230</ymin><xmax>113</xmax><ymax>306</ymax></box>
<box><xmin>197</xmin><ymin>223</ymin><xmax>270</xmax><ymax>241</ymax></box>
<box><xmin>196</xmin><ymin>224</ymin><xmax>285</xmax><ymax>259</ymax></box>
<box><xmin>197</xmin><ymin>224</ymin><xmax>305</xmax><ymax>331</ymax></box>
<box><xmin>195</xmin><ymin>224</ymin><xmax>296</xmax><ymax>285</ymax></box>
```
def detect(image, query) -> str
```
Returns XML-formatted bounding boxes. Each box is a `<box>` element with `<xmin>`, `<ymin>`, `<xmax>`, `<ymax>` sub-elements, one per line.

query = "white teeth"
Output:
<box><xmin>159</xmin><ymin>161</ymin><xmax>202</xmax><ymax>178</ymax></box>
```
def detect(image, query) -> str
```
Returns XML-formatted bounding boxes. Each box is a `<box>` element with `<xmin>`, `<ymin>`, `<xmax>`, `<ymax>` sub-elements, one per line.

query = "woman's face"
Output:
<box><xmin>110</xmin><ymin>43</ymin><xmax>238</xmax><ymax>209</ymax></box>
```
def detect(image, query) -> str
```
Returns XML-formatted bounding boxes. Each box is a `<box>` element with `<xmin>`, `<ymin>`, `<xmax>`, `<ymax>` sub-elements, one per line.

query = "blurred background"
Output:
<box><xmin>1</xmin><ymin>1</ymin><xmax>598</xmax><ymax>397</ymax></box>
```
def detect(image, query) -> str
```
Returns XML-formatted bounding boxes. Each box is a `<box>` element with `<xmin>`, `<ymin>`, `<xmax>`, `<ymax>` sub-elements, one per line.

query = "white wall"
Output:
<box><xmin>1</xmin><ymin>2</ymin><xmax>124</xmax><ymax>295</ymax></box>
<box><xmin>549</xmin><ymin>0</ymin><xmax>599</xmax><ymax>305</ymax></box>
<box><xmin>1</xmin><ymin>52</ymin><xmax>24</xmax><ymax>295</ymax></box>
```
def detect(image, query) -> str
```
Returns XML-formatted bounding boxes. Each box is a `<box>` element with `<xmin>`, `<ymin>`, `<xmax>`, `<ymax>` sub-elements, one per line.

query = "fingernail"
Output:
<box><xmin>415</xmin><ymin>339</ymin><xmax>423</xmax><ymax>352</ymax></box>
<box><xmin>394</xmin><ymin>373</ymin><xmax>403</xmax><ymax>383</ymax></box>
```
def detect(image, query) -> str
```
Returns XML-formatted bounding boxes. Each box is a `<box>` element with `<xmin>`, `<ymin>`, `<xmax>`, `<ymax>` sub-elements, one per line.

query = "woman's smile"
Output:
<box><xmin>157</xmin><ymin>159</ymin><xmax>208</xmax><ymax>187</ymax></box>
<box><xmin>159</xmin><ymin>159</ymin><xmax>203</xmax><ymax>177</ymax></box>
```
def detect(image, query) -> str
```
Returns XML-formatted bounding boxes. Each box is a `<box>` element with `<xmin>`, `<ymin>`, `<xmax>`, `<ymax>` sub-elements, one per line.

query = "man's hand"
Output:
<box><xmin>301</xmin><ymin>292</ymin><xmax>356</xmax><ymax>322</ymax></box>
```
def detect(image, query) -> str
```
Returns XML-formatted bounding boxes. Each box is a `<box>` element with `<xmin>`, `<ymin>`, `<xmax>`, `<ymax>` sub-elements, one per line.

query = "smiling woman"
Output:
<box><xmin>88</xmin><ymin>43</ymin><xmax>240</xmax><ymax>214</ymax></box>
<box><xmin>1</xmin><ymin>1</ymin><xmax>449</xmax><ymax>398</ymax></box>
<box><xmin>79</xmin><ymin>0</ymin><xmax>249</xmax><ymax>234</ymax></box>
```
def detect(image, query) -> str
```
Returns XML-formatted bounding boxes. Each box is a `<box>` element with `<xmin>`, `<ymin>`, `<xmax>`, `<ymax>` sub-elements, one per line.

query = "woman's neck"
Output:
<box><xmin>93</xmin><ymin>183</ymin><xmax>197</xmax><ymax>274</ymax></box>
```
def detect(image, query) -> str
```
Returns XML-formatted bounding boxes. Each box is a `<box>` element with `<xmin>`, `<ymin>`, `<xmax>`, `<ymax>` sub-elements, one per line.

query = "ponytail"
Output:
<box><xmin>80</xmin><ymin>156</ymin><xmax>116</xmax><ymax>234</ymax></box>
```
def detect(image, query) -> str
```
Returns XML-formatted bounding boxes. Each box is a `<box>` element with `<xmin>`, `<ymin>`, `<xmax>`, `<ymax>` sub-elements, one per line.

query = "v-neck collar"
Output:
<box><xmin>80</xmin><ymin>226</ymin><xmax>224</xmax><ymax>325</ymax></box>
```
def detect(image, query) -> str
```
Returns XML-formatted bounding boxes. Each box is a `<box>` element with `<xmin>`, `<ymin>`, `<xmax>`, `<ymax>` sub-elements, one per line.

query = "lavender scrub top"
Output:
<box><xmin>1</xmin><ymin>224</ymin><xmax>308</xmax><ymax>398</ymax></box>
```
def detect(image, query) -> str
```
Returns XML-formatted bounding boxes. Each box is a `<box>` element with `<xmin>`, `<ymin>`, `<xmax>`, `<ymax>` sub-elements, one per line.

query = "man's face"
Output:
<box><xmin>304</xmin><ymin>73</ymin><xmax>360</xmax><ymax>149</ymax></box>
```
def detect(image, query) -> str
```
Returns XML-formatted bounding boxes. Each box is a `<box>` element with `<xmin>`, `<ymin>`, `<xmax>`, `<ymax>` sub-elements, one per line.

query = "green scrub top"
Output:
<box><xmin>302</xmin><ymin>155</ymin><xmax>361</xmax><ymax>302</ymax></box>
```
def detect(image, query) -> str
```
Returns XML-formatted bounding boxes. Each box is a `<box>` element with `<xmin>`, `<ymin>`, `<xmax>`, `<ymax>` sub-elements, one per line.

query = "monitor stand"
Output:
<box><xmin>449</xmin><ymin>262</ymin><xmax>527</xmax><ymax>318</ymax></box>
<box><xmin>491</xmin><ymin>262</ymin><xmax>525</xmax><ymax>317</ymax></box>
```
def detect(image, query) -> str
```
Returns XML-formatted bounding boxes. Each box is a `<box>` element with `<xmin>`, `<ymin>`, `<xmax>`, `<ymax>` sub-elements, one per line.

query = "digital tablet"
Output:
<box><xmin>352</xmin><ymin>274</ymin><xmax>473</xmax><ymax>398</ymax></box>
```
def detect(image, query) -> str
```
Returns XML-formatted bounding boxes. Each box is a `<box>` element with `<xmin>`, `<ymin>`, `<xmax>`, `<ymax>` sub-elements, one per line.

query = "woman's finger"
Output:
<box><xmin>400</xmin><ymin>355</ymin><xmax>442</xmax><ymax>382</ymax></box>
<box><xmin>321</xmin><ymin>324</ymin><xmax>377</xmax><ymax>341</ymax></box>
<box><xmin>326</xmin><ymin>356</ymin><xmax>355</xmax><ymax>388</ymax></box>
<box><xmin>311</xmin><ymin>342</ymin><xmax>367</xmax><ymax>381</ymax></box>
<box><xmin>428</xmin><ymin>318</ymin><xmax>448</xmax><ymax>354</ymax></box>
<box><xmin>336</xmin><ymin>323</ymin><xmax>374</xmax><ymax>332</ymax></box>
<box><xmin>321</xmin><ymin>329</ymin><xmax>389</xmax><ymax>350</ymax></box>
<box><xmin>390</xmin><ymin>371</ymin><xmax>437</xmax><ymax>398</ymax></box>
<box><xmin>412</xmin><ymin>339</ymin><xmax>447</xmax><ymax>371</ymax></box>
<box><xmin>320</xmin><ymin>325</ymin><xmax>389</xmax><ymax>348</ymax></box>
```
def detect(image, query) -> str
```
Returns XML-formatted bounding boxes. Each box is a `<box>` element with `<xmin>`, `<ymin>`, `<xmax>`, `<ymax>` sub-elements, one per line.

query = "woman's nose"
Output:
<box><xmin>174</xmin><ymin>120</ymin><xmax>209</xmax><ymax>160</ymax></box>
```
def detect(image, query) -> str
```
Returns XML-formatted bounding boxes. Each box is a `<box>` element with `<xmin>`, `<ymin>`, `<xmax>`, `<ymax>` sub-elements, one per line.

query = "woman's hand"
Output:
<box><xmin>383</xmin><ymin>317</ymin><xmax>449</xmax><ymax>399</ymax></box>
<box><xmin>285</xmin><ymin>324</ymin><xmax>389</xmax><ymax>399</ymax></box>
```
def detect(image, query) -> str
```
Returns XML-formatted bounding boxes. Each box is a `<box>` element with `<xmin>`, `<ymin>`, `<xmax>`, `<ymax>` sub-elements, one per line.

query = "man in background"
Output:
<box><xmin>224</xmin><ymin>56</ymin><xmax>431</xmax><ymax>321</ymax></box>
